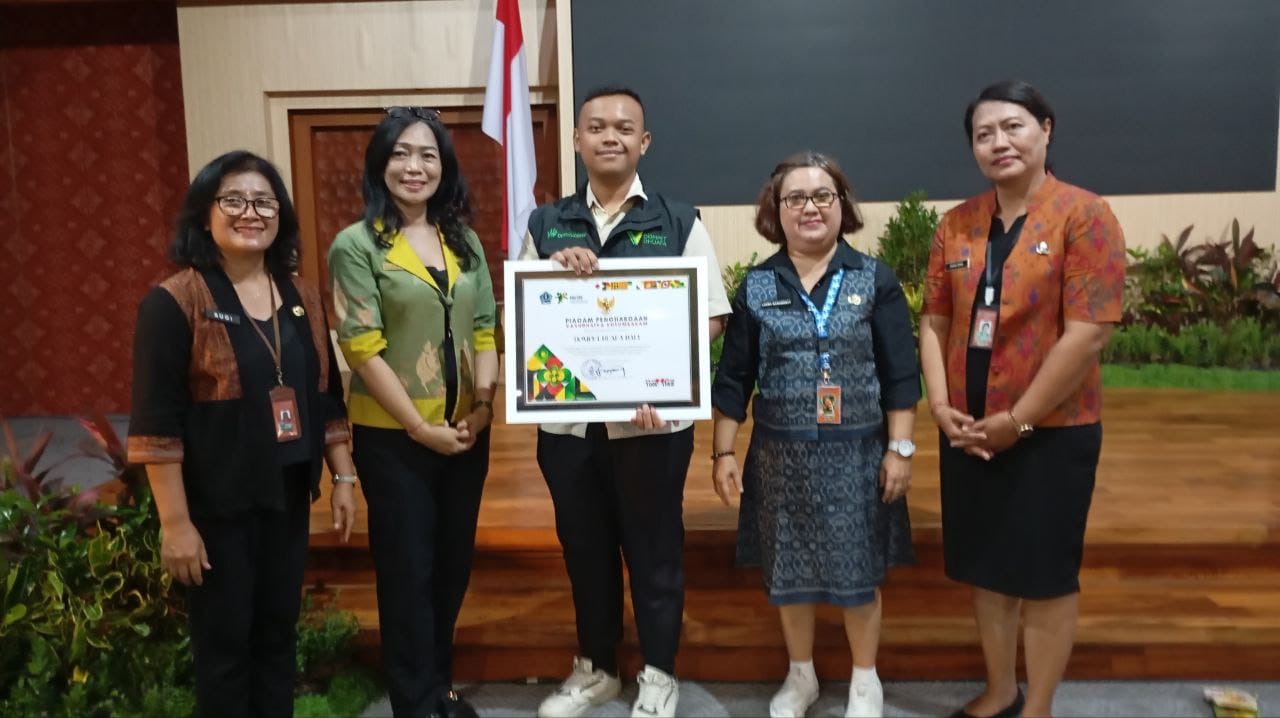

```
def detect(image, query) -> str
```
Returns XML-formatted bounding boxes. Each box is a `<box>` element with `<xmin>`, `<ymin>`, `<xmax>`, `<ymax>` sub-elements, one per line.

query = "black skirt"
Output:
<box><xmin>940</xmin><ymin>423</ymin><xmax>1102</xmax><ymax>599</ymax></box>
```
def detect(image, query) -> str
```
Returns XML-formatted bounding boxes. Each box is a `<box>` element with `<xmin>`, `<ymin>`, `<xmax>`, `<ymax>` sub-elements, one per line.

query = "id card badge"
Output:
<box><xmin>816</xmin><ymin>384</ymin><xmax>842</xmax><ymax>424</ymax></box>
<box><xmin>269</xmin><ymin>385</ymin><xmax>302</xmax><ymax>442</ymax></box>
<box><xmin>969</xmin><ymin>306</ymin><xmax>999</xmax><ymax>349</ymax></box>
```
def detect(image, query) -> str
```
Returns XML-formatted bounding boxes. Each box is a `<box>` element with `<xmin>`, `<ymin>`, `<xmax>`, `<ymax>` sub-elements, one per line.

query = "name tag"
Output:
<box><xmin>761</xmin><ymin>299</ymin><xmax>792</xmax><ymax>308</ymax></box>
<box><xmin>204</xmin><ymin>309</ymin><xmax>241</xmax><ymax>325</ymax></box>
<box><xmin>945</xmin><ymin>259</ymin><xmax>970</xmax><ymax>271</ymax></box>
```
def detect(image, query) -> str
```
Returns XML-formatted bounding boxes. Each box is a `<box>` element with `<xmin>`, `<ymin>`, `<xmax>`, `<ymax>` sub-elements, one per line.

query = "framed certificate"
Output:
<box><xmin>503</xmin><ymin>257</ymin><xmax>711</xmax><ymax>423</ymax></box>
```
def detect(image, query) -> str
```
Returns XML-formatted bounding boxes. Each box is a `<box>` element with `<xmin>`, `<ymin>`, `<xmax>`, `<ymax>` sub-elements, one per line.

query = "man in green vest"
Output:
<box><xmin>520</xmin><ymin>85</ymin><xmax>731</xmax><ymax>718</ymax></box>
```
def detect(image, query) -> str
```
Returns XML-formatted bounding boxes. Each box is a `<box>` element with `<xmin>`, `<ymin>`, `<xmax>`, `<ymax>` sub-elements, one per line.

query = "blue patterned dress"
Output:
<box><xmin>712</xmin><ymin>242</ymin><xmax>919</xmax><ymax>606</ymax></box>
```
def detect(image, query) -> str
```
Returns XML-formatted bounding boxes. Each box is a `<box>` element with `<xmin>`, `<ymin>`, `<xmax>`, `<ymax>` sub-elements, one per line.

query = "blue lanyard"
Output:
<box><xmin>797</xmin><ymin>268</ymin><xmax>845</xmax><ymax>380</ymax></box>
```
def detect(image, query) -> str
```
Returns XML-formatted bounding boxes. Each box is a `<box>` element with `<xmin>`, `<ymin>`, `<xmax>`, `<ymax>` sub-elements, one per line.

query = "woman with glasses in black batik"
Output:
<box><xmin>711</xmin><ymin>152</ymin><xmax>919</xmax><ymax>718</ymax></box>
<box><xmin>129</xmin><ymin>151</ymin><xmax>356</xmax><ymax>717</ymax></box>
<box><xmin>328</xmin><ymin>107</ymin><xmax>497</xmax><ymax>718</ymax></box>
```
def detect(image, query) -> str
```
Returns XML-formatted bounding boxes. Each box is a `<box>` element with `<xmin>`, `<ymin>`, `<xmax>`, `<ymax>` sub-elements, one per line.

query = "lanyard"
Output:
<box><xmin>983</xmin><ymin>241</ymin><xmax>997</xmax><ymax>307</ymax></box>
<box><xmin>796</xmin><ymin>267</ymin><xmax>845</xmax><ymax>381</ymax></box>
<box><xmin>245</xmin><ymin>277</ymin><xmax>285</xmax><ymax>386</ymax></box>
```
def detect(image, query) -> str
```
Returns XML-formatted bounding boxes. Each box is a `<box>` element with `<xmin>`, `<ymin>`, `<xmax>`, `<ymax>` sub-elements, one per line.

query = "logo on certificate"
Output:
<box><xmin>539</xmin><ymin>291</ymin><xmax>552</xmax><ymax>305</ymax></box>
<box><xmin>596</xmin><ymin>296</ymin><xmax>616</xmax><ymax>314</ymax></box>
<box><xmin>526</xmin><ymin>345</ymin><xmax>596</xmax><ymax>402</ymax></box>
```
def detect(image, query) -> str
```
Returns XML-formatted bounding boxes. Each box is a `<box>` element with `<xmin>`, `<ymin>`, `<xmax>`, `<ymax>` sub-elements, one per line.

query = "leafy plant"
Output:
<box><xmin>1</xmin><ymin>417</ymin><xmax>379</xmax><ymax>717</ymax></box>
<box><xmin>0</xmin><ymin>415</ymin><xmax>190</xmax><ymax>717</ymax></box>
<box><xmin>1102</xmin><ymin>318</ymin><xmax>1279</xmax><ymax>369</ymax></box>
<box><xmin>876</xmin><ymin>191</ymin><xmax>939</xmax><ymax>331</ymax></box>
<box><xmin>1124</xmin><ymin>221</ymin><xmax>1278</xmax><ymax>330</ymax></box>
<box><xmin>296</xmin><ymin>593</ymin><xmax>361</xmax><ymax>693</ymax></box>
<box><xmin>711</xmin><ymin>252</ymin><xmax>758</xmax><ymax>371</ymax></box>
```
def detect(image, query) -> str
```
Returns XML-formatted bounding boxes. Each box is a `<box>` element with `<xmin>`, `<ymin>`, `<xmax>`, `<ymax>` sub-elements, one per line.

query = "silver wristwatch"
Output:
<box><xmin>887</xmin><ymin>439</ymin><xmax>916</xmax><ymax>458</ymax></box>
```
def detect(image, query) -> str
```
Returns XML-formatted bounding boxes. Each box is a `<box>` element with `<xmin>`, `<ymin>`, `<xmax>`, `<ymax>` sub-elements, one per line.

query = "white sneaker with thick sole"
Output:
<box><xmin>631</xmin><ymin>665</ymin><xmax>679</xmax><ymax>718</ymax></box>
<box><xmin>537</xmin><ymin>656</ymin><xmax>621</xmax><ymax>718</ymax></box>
<box><xmin>845</xmin><ymin>674</ymin><xmax>884</xmax><ymax>718</ymax></box>
<box><xmin>769</xmin><ymin>666</ymin><xmax>820</xmax><ymax>717</ymax></box>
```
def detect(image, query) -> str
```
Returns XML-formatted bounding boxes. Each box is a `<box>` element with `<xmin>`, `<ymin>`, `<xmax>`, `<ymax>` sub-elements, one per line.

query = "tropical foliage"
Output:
<box><xmin>876</xmin><ymin>190</ymin><xmax>940</xmax><ymax>331</ymax></box>
<box><xmin>0</xmin><ymin>416</ymin><xmax>378</xmax><ymax>717</ymax></box>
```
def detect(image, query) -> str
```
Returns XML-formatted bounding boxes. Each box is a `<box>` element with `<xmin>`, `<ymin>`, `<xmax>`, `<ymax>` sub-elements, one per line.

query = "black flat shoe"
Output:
<box><xmin>949</xmin><ymin>688</ymin><xmax>1025</xmax><ymax>718</ymax></box>
<box><xmin>434</xmin><ymin>688</ymin><xmax>478</xmax><ymax>718</ymax></box>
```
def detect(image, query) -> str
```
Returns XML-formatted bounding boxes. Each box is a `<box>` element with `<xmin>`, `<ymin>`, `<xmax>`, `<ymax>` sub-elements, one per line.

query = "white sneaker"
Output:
<box><xmin>631</xmin><ymin>665</ymin><xmax>679</xmax><ymax>718</ymax></box>
<box><xmin>537</xmin><ymin>656</ymin><xmax>621</xmax><ymax>718</ymax></box>
<box><xmin>845</xmin><ymin>674</ymin><xmax>884</xmax><ymax>718</ymax></box>
<box><xmin>769</xmin><ymin>665</ymin><xmax>819</xmax><ymax>717</ymax></box>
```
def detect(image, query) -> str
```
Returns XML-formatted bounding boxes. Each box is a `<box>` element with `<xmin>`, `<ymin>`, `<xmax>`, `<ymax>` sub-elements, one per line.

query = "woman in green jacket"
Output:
<box><xmin>328</xmin><ymin>107</ymin><xmax>497</xmax><ymax>718</ymax></box>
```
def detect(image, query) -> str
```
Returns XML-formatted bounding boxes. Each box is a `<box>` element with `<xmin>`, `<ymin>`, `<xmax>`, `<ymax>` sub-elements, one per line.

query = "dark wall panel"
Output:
<box><xmin>572</xmin><ymin>0</ymin><xmax>1280</xmax><ymax>203</ymax></box>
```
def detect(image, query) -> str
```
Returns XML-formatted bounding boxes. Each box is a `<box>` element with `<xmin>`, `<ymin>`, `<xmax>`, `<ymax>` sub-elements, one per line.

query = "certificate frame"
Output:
<box><xmin>503</xmin><ymin>257</ymin><xmax>711</xmax><ymax>424</ymax></box>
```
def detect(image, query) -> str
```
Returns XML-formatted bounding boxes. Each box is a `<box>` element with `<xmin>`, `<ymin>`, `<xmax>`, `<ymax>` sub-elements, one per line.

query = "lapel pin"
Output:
<box><xmin>292</xmin><ymin>305</ymin><xmax>306</xmax><ymax>317</ymax></box>
<box><xmin>849</xmin><ymin>294</ymin><xmax>862</xmax><ymax>305</ymax></box>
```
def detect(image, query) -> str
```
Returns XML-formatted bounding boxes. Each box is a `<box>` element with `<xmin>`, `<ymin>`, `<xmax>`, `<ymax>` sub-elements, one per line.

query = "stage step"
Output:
<box><xmin>305</xmin><ymin>531</ymin><xmax>1280</xmax><ymax>681</ymax></box>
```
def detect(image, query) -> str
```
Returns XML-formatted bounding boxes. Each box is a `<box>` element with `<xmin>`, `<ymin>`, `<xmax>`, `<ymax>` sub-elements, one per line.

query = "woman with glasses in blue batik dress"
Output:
<box><xmin>129</xmin><ymin>151</ymin><xmax>356</xmax><ymax>718</ymax></box>
<box><xmin>328</xmin><ymin>107</ymin><xmax>497</xmax><ymax>718</ymax></box>
<box><xmin>711</xmin><ymin>152</ymin><xmax>920</xmax><ymax>718</ymax></box>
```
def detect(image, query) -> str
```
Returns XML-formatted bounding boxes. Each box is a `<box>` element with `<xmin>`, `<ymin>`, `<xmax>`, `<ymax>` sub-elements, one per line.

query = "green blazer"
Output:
<box><xmin>328</xmin><ymin>221</ymin><xmax>496</xmax><ymax>428</ymax></box>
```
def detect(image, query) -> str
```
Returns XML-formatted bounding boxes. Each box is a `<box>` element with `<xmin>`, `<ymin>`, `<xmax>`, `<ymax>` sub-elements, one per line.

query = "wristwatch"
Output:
<box><xmin>887</xmin><ymin>439</ymin><xmax>916</xmax><ymax>458</ymax></box>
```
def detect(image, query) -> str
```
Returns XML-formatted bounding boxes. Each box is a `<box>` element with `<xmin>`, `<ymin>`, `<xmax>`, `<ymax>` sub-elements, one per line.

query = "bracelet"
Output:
<box><xmin>1007</xmin><ymin>409</ymin><xmax>1035</xmax><ymax>439</ymax></box>
<box><xmin>711</xmin><ymin>450</ymin><xmax>735</xmax><ymax>460</ymax></box>
<box><xmin>331</xmin><ymin>474</ymin><xmax>358</xmax><ymax>485</ymax></box>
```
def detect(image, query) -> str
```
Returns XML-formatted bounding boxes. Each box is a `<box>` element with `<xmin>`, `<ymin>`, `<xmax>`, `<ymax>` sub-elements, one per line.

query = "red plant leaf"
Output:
<box><xmin>79</xmin><ymin>413</ymin><xmax>124</xmax><ymax>459</ymax></box>
<box><xmin>22</xmin><ymin>431</ymin><xmax>52</xmax><ymax>476</ymax></box>
<box><xmin>1237</xmin><ymin>227</ymin><xmax>1258</xmax><ymax>266</ymax></box>
<box><xmin>1</xmin><ymin>416</ymin><xmax>40</xmax><ymax>501</ymax></box>
<box><xmin>1175</xmin><ymin>225</ymin><xmax>1193</xmax><ymax>253</ymax></box>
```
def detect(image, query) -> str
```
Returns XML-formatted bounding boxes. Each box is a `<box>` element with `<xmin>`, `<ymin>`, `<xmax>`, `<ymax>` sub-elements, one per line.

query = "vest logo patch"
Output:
<box><xmin>627</xmin><ymin>230</ymin><xmax>668</xmax><ymax>247</ymax></box>
<box><xmin>546</xmin><ymin>227</ymin><xmax>589</xmax><ymax>240</ymax></box>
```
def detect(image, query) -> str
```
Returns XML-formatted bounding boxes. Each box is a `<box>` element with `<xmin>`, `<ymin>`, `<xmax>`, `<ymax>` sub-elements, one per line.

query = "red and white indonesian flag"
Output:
<box><xmin>482</xmin><ymin>0</ymin><xmax>537</xmax><ymax>260</ymax></box>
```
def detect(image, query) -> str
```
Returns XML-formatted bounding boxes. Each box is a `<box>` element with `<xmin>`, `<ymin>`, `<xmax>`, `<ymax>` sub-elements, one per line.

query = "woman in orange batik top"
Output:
<box><xmin>919</xmin><ymin>80</ymin><xmax>1126</xmax><ymax>718</ymax></box>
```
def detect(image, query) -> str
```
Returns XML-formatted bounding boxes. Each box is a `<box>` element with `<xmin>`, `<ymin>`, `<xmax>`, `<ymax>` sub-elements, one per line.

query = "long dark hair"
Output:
<box><xmin>169</xmin><ymin>150</ymin><xmax>300</xmax><ymax>278</ymax></box>
<box><xmin>361</xmin><ymin>107</ymin><xmax>475</xmax><ymax>269</ymax></box>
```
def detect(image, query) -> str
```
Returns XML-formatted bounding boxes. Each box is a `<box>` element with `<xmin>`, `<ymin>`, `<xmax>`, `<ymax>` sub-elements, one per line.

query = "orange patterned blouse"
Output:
<box><xmin>922</xmin><ymin>174</ymin><xmax>1127</xmax><ymax>427</ymax></box>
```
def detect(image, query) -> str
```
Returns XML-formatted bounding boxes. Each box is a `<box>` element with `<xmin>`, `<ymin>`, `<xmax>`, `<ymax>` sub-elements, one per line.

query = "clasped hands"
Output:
<box><xmin>409</xmin><ymin>403</ymin><xmax>492</xmax><ymax>455</ymax></box>
<box><xmin>931</xmin><ymin>402</ymin><xmax>1020</xmax><ymax>460</ymax></box>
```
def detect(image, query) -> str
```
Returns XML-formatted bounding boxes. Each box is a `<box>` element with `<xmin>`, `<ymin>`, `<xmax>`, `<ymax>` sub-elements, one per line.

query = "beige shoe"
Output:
<box><xmin>537</xmin><ymin>656</ymin><xmax>621</xmax><ymax>718</ymax></box>
<box><xmin>631</xmin><ymin>665</ymin><xmax>679</xmax><ymax>717</ymax></box>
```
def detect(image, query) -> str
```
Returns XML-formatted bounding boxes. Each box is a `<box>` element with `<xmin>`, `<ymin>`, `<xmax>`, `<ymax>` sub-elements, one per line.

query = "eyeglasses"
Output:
<box><xmin>780</xmin><ymin>189</ymin><xmax>840</xmax><ymax>210</ymax></box>
<box><xmin>215</xmin><ymin>195</ymin><xmax>281</xmax><ymax>219</ymax></box>
<box><xmin>384</xmin><ymin>106</ymin><xmax>440</xmax><ymax>122</ymax></box>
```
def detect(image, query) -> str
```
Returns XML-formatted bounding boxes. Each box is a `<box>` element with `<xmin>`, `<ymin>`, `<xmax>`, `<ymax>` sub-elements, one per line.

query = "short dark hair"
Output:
<box><xmin>169</xmin><ymin>151</ymin><xmax>300</xmax><ymax>278</ymax></box>
<box><xmin>964</xmin><ymin>79</ymin><xmax>1056</xmax><ymax>159</ymax></box>
<box><xmin>754</xmin><ymin>151</ymin><xmax>864</xmax><ymax>246</ymax></box>
<box><xmin>361</xmin><ymin>107</ymin><xmax>475</xmax><ymax>268</ymax></box>
<box><xmin>578</xmin><ymin>85</ymin><xmax>645</xmax><ymax>123</ymax></box>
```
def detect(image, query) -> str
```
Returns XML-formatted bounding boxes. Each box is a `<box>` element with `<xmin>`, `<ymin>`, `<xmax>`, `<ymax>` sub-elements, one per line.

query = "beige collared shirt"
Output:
<box><xmin>519</xmin><ymin>175</ymin><xmax>731</xmax><ymax>439</ymax></box>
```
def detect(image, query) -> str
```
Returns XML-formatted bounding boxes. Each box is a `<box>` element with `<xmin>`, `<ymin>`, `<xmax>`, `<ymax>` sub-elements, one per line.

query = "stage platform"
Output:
<box><xmin>305</xmin><ymin>389</ymin><xmax>1280</xmax><ymax>681</ymax></box>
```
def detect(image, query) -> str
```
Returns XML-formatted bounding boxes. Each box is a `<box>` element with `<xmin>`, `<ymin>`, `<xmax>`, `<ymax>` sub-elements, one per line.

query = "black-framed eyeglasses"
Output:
<box><xmin>215</xmin><ymin>195</ymin><xmax>281</xmax><ymax>219</ymax></box>
<box><xmin>781</xmin><ymin>189</ymin><xmax>840</xmax><ymax>210</ymax></box>
<box><xmin>384</xmin><ymin>106</ymin><xmax>440</xmax><ymax>122</ymax></box>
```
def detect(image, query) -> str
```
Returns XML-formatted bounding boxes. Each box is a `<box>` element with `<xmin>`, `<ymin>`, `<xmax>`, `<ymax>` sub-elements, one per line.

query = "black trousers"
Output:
<box><xmin>187</xmin><ymin>462</ymin><xmax>311</xmax><ymax>718</ymax></box>
<box><xmin>354</xmin><ymin>425</ymin><xmax>490</xmax><ymax>718</ymax></box>
<box><xmin>537</xmin><ymin>424</ymin><xmax>694</xmax><ymax>675</ymax></box>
